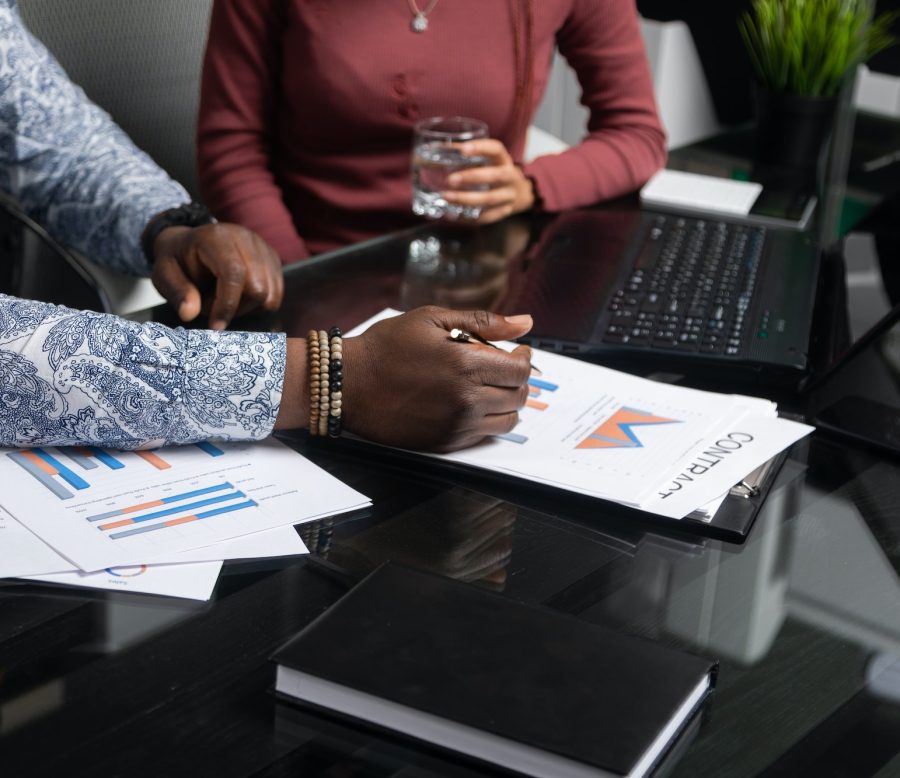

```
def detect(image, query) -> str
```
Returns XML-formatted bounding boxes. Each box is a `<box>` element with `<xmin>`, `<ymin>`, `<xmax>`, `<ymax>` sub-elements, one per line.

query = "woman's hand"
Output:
<box><xmin>442</xmin><ymin>139</ymin><xmax>536</xmax><ymax>225</ymax></box>
<box><xmin>341</xmin><ymin>306</ymin><xmax>534</xmax><ymax>452</ymax></box>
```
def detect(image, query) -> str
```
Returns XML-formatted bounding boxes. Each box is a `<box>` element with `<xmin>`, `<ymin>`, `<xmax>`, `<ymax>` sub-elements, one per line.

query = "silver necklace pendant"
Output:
<box><xmin>411</xmin><ymin>12</ymin><xmax>428</xmax><ymax>32</ymax></box>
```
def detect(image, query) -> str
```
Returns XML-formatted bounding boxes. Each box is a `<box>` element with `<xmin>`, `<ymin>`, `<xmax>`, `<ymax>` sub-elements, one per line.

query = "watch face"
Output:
<box><xmin>141</xmin><ymin>203</ymin><xmax>215</xmax><ymax>263</ymax></box>
<box><xmin>163</xmin><ymin>202</ymin><xmax>212</xmax><ymax>228</ymax></box>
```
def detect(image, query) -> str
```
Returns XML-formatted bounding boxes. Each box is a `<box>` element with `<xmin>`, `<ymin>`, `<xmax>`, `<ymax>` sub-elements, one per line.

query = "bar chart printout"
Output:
<box><xmin>86</xmin><ymin>482</ymin><xmax>257</xmax><ymax>540</ymax></box>
<box><xmin>6</xmin><ymin>442</ymin><xmax>229</xmax><ymax>500</ymax></box>
<box><xmin>499</xmin><ymin>377</ymin><xmax>559</xmax><ymax>445</ymax></box>
<box><xmin>8</xmin><ymin>448</ymin><xmax>90</xmax><ymax>499</ymax></box>
<box><xmin>0</xmin><ymin>438</ymin><xmax>371</xmax><ymax>572</ymax></box>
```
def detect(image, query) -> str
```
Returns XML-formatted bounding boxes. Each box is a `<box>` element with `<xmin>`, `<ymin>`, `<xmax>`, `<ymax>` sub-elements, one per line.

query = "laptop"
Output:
<box><xmin>501</xmin><ymin>207</ymin><xmax>821</xmax><ymax>384</ymax></box>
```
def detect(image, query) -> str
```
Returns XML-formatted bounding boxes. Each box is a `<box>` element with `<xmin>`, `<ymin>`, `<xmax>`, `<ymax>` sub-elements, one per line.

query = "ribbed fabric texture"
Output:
<box><xmin>198</xmin><ymin>0</ymin><xmax>666</xmax><ymax>264</ymax></box>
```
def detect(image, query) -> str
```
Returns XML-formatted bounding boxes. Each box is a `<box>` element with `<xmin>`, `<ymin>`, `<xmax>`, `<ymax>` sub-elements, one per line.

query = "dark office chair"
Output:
<box><xmin>0</xmin><ymin>194</ymin><xmax>111</xmax><ymax>313</ymax></box>
<box><xmin>16</xmin><ymin>0</ymin><xmax>213</xmax><ymax>314</ymax></box>
<box><xmin>18</xmin><ymin>0</ymin><xmax>213</xmax><ymax>199</ymax></box>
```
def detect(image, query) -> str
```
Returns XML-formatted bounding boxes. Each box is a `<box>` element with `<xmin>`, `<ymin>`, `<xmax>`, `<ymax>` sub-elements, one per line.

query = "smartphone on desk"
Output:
<box><xmin>804</xmin><ymin>299</ymin><xmax>900</xmax><ymax>459</ymax></box>
<box><xmin>813</xmin><ymin>395</ymin><xmax>900</xmax><ymax>458</ymax></box>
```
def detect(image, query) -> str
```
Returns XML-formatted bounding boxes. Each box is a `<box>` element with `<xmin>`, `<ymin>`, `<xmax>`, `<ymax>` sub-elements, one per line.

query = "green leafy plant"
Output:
<box><xmin>740</xmin><ymin>0</ymin><xmax>898</xmax><ymax>97</ymax></box>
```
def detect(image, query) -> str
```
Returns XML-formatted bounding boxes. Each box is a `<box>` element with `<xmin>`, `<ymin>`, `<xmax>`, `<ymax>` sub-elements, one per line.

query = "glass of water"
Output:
<box><xmin>412</xmin><ymin>116</ymin><xmax>489</xmax><ymax>221</ymax></box>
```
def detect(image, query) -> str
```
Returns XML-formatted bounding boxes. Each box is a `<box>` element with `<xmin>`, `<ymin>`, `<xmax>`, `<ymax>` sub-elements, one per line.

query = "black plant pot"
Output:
<box><xmin>753</xmin><ymin>87</ymin><xmax>839</xmax><ymax>174</ymax></box>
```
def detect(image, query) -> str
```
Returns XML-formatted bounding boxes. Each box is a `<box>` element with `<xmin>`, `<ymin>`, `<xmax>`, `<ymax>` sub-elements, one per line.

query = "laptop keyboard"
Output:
<box><xmin>601</xmin><ymin>215</ymin><xmax>765</xmax><ymax>356</ymax></box>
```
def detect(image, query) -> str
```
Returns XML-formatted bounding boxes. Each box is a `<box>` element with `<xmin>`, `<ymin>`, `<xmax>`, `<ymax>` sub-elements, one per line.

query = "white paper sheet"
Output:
<box><xmin>348</xmin><ymin>309</ymin><xmax>813</xmax><ymax>520</ymax></box>
<box><xmin>0</xmin><ymin>505</ymin><xmax>64</xmax><ymax>578</ymax></box>
<box><xmin>0</xmin><ymin>504</ymin><xmax>309</xmax><ymax>579</ymax></box>
<box><xmin>23</xmin><ymin>561</ymin><xmax>225</xmax><ymax>601</ymax></box>
<box><xmin>641</xmin><ymin>415</ymin><xmax>813</xmax><ymax>519</ymax></box>
<box><xmin>445</xmin><ymin>355</ymin><xmax>771</xmax><ymax>507</ymax></box>
<box><xmin>0</xmin><ymin>437</ymin><xmax>368</xmax><ymax>572</ymax></box>
<box><xmin>171</xmin><ymin>524</ymin><xmax>308</xmax><ymax>564</ymax></box>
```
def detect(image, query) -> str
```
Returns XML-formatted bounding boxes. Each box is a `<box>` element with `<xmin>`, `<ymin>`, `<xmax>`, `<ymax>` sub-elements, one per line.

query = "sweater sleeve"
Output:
<box><xmin>522</xmin><ymin>0</ymin><xmax>667</xmax><ymax>211</ymax></box>
<box><xmin>0</xmin><ymin>293</ymin><xmax>285</xmax><ymax>449</ymax></box>
<box><xmin>198</xmin><ymin>0</ymin><xmax>310</xmax><ymax>264</ymax></box>
<box><xmin>0</xmin><ymin>0</ymin><xmax>188</xmax><ymax>275</ymax></box>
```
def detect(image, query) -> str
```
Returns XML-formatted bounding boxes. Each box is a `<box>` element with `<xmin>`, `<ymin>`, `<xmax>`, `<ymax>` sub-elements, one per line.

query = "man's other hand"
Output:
<box><xmin>151</xmin><ymin>223</ymin><xmax>284</xmax><ymax>330</ymax></box>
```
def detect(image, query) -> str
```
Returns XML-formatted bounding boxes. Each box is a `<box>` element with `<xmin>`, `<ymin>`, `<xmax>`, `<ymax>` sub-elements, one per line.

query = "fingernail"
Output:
<box><xmin>447</xmin><ymin>174</ymin><xmax>460</xmax><ymax>186</ymax></box>
<box><xmin>504</xmin><ymin>314</ymin><xmax>532</xmax><ymax>326</ymax></box>
<box><xmin>210</xmin><ymin>320</ymin><xmax>226</xmax><ymax>331</ymax></box>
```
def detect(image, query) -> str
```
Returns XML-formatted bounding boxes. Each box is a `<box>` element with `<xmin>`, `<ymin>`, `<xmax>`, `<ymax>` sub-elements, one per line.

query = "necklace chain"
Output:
<box><xmin>407</xmin><ymin>0</ymin><xmax>439</xmax><ymax>32</ymax></box>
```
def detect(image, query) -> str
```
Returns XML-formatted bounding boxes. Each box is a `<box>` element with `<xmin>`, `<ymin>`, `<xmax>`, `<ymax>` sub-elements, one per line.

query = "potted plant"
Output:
<box><xmin>740</xmin><ymin>0</ymin><xmax>897</xmax><ymax>169</ymax></box>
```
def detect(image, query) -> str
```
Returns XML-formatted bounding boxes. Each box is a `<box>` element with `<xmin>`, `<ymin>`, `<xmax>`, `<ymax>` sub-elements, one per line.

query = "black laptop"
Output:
<box><xmin>503</xmin><ymin>207</ymin><xmax>820</xmax><ymax>384</ymax></box>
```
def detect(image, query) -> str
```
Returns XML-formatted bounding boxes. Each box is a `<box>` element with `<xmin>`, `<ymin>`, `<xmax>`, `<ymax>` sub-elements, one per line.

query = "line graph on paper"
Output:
<box><xmin>575</xmin><ymin>407</ymin><xmax>680</xmax><ymax>450</ymax></box>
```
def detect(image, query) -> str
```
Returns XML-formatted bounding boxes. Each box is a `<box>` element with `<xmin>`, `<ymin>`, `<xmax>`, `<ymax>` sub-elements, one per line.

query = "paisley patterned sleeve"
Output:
<box><xmin>0</xmin><ymin>0</ymin><xmax>188</xmax><ymax>275</ymax></box>
<box><xmin>0</xmin><ymin>293</ymin><xmax>285</xmax><ymax>448</ymax></box>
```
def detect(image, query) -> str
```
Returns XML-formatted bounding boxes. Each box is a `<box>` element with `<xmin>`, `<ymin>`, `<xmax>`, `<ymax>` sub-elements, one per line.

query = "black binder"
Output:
<box><xmin>299</xmin><ymin>431</ymin><xmax>796</xmax><ymax>543</ymax></box>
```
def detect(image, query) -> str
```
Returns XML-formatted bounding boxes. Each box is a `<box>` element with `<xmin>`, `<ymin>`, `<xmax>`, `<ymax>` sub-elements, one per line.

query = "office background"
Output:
<box><xmin>3</xmin><ymin>2</ymin><xmax>900</xmax><ymax>776</ymax></box>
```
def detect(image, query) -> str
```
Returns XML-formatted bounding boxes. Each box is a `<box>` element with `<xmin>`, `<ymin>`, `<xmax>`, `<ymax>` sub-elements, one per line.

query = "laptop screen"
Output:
<box><xmin>499</xmin><ymin>208</ymin><xmax>642</xmax><ymax>345</ymax></box>
<box><xmin>496</xmin><ymin>206</ymin><xmax>819</xmax><ymax>382</ymax></box>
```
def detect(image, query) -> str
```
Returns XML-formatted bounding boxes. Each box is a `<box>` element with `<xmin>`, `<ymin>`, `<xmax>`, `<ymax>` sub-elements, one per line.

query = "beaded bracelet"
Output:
<box><xmin>307</xmin><ymin>330</ymin><xmax>321</xmax><ymax>433</ymax></box>
<box><xmin>327</xmin><ymin>327</ymin><xmax>343</xmax><ymax>438</ymax></box>
<box><xmin>307</xmin><ymin>327</ymin><xmax>343</xmax><ymax>438</ymax></box>
<box><xmin>317</xmin><ymin>329</ymin><xmax>329</xmax><ymax>437</ymax></box>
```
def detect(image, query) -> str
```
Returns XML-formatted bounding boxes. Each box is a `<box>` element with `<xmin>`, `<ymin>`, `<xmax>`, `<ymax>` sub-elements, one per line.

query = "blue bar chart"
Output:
<box><xmin>84</xmin><ymin>481</ymin><xmax>257</xmax><ymax>540</ymax></box>
<box><xmin>89</xmin><ymin>481</ymin><xmax>258</xmax><ymax>539</ymax></box>
<box><xmin>498</xmin><ymin>377</ymin><xmax>559</xmax><ymax>445</ymax></box>
<box><xmin>194</xmin><ymin>441</ymin><xmax>225</xmax><ymax>457</ymax></box>
<box><xmin>0</xmin><ymin>436</ymin><xmax>358</xmax><ymax>575</ymax></box>
<box><xmin>86</xmin><ymin>483</ymin><xmax>236</xmax><ymax>523</ymax></box>
<box><xmin>7</xmin><ymin>448</ymin><xmax>90</xmax><ymax>499</ymax></box>
<box><xmin>7</xmin><ymin>442</ymin><xmax>229</xmax><ymax>499</ymax></box>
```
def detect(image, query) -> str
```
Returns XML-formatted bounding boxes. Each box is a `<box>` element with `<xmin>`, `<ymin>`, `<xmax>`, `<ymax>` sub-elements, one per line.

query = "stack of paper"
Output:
<box><xmin>0</xmin><ymin>438</ymin><xmax>370</xmax><ymax>599</ymax></box>
<box><xmin>439</xmin><ymin>349</ymin><xmax>810</xmax><ymax>520</ymax></box>
<box><xmin>349</xmin><ymin>310</ymin><xmax>813</xmax><ymax>523</ymax></box>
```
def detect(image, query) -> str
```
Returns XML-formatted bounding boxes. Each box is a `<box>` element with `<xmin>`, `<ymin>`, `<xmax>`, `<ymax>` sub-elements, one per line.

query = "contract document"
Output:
<box><xmin>349</xmin><ymin>310</ymin><xmax>813</xmax><ymax>520</ymax></box>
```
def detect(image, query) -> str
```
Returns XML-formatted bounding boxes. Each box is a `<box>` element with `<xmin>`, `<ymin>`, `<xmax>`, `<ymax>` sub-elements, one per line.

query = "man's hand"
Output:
<box><xmin>151</xmin><ymin>223</ymin><xmax>284</xmax><ymax>330</ymax></box>
<box><xmin>340</xmin><ymin>306</ymin><xmax>534</xmax><ymax>452</ymax></box>
<box><xmin>441</xmin><ymin>139</ymin><xmax>536</xmax><ymax>225</ymax></box>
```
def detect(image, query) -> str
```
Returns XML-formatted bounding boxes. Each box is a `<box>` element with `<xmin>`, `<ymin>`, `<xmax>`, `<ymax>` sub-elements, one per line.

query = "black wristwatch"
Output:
<box><xmin>140</xmin><ymin>201</ymin><xmax>216</xmax><ymax>265</ymax></box>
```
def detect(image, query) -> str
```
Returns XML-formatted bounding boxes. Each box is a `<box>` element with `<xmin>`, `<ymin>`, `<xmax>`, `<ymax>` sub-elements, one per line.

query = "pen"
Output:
<box><xmin>449</xmin><ymin>328</ymin><xmax>542</xmax><ymax>375</ymax></box>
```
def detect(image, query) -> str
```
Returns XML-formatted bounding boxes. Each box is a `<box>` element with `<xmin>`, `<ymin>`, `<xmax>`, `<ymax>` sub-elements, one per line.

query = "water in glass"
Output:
<box><xmin>412</xmin><ymin>117</ymin><xmax>489</xmax><ymax>220</ymax></box>
<box><xmin>413</xmin><ymin>143</ymin><xmax>489</xmax><ymax>220</ymax></box>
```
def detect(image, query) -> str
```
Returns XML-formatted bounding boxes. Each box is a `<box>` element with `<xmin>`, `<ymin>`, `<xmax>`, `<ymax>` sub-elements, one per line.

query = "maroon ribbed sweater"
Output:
<box><xmin>198</xmin><ymin>0</ymin><xmax>666</xmax><ymax>263</ymax></box>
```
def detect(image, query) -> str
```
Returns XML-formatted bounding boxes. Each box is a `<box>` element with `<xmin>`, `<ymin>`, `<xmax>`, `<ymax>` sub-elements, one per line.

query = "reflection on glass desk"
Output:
<box><xmin>5</xmin><ymin>209</ymin><xmax>900</xmax><ymax>776</ymax></box>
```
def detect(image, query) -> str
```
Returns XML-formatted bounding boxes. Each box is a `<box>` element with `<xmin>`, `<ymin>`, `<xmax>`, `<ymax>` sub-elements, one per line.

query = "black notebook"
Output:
<box><xmin>273</xmin><ymin>563</ymin><xmax>717</xmax><ymax>778</ymax></box>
